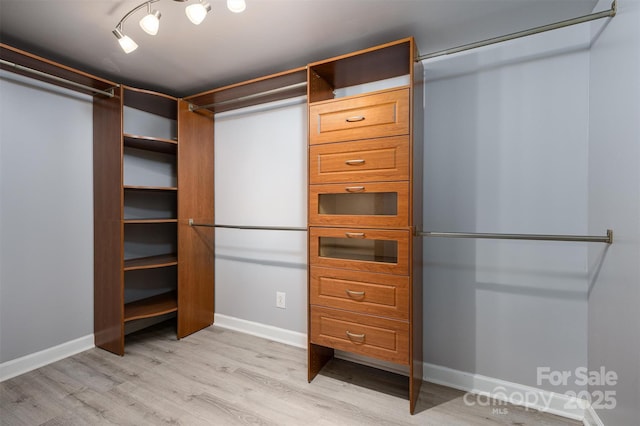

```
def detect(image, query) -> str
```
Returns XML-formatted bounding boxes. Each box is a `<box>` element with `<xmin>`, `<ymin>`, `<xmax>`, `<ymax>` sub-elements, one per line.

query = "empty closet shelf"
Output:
<box><xmin>124</xmin><ymin>254</ymin><xmax>178</xmax><ymax>271</ymax></box>
<box><xmin>124</xmin><ymin>291</ymin><xmax>178</xmax><ymax>322</ymax></box>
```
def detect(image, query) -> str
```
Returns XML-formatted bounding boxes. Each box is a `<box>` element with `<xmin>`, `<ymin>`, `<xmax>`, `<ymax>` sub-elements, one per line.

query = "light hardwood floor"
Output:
<box><xmin>1</xmin><ymin>321</ymin><xmax>581</xmax><ymax>425</ymax></box>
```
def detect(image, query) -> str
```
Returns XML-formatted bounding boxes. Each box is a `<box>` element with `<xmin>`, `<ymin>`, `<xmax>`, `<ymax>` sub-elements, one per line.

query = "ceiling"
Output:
<box><xmin>0</xmin><ymin>0</ymin><xmax>599</xmax><ymax>97</ymax></box>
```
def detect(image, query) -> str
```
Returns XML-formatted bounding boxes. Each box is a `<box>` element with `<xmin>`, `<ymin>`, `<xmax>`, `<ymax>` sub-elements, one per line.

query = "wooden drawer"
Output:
<box><xmin>309</xmin><ymin>181</ymin><xmax>409</xmax><ymax>228</ymax></box>
<box><xmin>309</xmin><ymin>136</ymin><xmax>409</xmax><ymax>184</ymax></box>
<box><xmin>310</xmin><ymin>267</ymin><xmax>409</xmax><ymax>320</ymax></box>
<box><xmin>309</xmin><ymin>88</ymin><xmax>410</xmax><ymax>145</ymax></box>
<box><xmin>310</xmin><ymin>306</ymin><xmax>409</xmax><ymax>364</ymax></box>
<box><xmin>309</xmin><ymin>227</ymin><xmax>410</xmax><ymax>275</ymax></box>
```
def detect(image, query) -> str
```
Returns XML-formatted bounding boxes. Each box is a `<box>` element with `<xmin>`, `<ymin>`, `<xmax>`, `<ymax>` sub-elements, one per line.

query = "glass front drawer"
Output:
<box><xmin>309</xmin><ymin>181</ymin><xmax>409</xmax><ymax>227</ymax></box>
<box><xmin>309</xmin><ymin>227</ymin><xmax>410</xmax><ymax>275</ymax></box>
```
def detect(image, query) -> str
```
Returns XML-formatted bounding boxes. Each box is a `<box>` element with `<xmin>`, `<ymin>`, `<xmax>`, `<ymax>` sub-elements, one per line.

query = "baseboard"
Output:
<box><xmin>583</xmin><ymin>404</ymin><xmax>605</xmax><ymax>426</ymax></box>
<box><xmin>423</xmin><ymin>362</ymin><xmax>588</xmax><ymax>421</ymax></box>
<box><xmin>0</xmin><ymin>334</ymin><xmax>94</xmax><ymax>382</ymax></box>
<box><xmin>213</xmin><ymin>313</ymin><xmax>306</xmax><ymax>348</ymax></box>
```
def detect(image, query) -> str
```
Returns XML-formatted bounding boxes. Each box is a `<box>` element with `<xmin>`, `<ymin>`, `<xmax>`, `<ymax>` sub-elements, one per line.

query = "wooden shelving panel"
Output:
<box><xmin>124</xmin><ymin>254</ymin><xmax>178</xmax><ymax>271</ymax></box>
<box><xmin>124</xmin><ymin>291</ymin><xmax>178</xmax><ymax>322</ymax></box>
<box><xmin>124</xmin><ymin>185</ymin><xmax>178</xmax><ymax>191</ymax></box>
<box><xmin>124</xmin><ymin>134</ymin><xmax>177</xmax><ymax>155</ymax></box>
<box><xmin>123</xmin><ymin>219</ymin><xmax>178</xmax><ymax>224</ymax></box>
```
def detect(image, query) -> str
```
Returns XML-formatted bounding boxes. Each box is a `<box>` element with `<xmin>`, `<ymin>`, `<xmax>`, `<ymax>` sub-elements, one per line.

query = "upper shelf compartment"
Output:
<box><xmin>123</xmin><ymin>86</ymin><xmax>178</xmax><ymax>141</ymax></box>
<box><xmin>0</xmin><ymin>43</ymin><xmax>117</xmax><ymax>97</ymax></box>
<box><xmin>184</xmin><ymin>67</ymin><xmax>307</xmax><ymax>114</ymax></box>
<box><xmin>308</xmin><ymin>37</ymin><xmax>415</xmax><ymax>104</ymax></box>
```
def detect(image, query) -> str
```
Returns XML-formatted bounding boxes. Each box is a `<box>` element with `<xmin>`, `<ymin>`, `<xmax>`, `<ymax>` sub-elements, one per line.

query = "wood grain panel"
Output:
<box><xmin>310</xmin><ymin>267</ymin><xmax>409</xmax><ymax>320</ymax></box>
<box><xmin>93</xmin><ymin>87</ymin><xmax>124</xmax><ymax>355</ymax></box>
<box><xmin>309</xmin><ymin>136</ymin><xmax>410</xmax><ymax>184</ymax></box>
<box><xmin>310</xmin><ymin>306</ymin><xmax>409</xmax><ymax>364</ymax></box>
<box><xmin>177</xmin><ymin>100</ymin><xmax>215</xmax><ymax>338</ymax></box>
<box><xmin>310</xmin><ymin>88</ymin><xmax>409</xmax><ymax>145</ymax></box>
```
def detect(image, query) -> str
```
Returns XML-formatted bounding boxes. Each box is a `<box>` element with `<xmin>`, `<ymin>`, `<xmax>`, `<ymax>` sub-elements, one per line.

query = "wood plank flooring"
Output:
<box><xmin>1</xmin><ymin>321</ymin><xmax>581</xmax><ymax>425</ymax></box>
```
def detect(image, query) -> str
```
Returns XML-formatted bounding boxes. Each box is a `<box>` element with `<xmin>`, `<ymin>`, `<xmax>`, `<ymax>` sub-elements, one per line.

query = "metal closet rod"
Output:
<box><xmin>416</xmin><ymin>0</ymin><xmax>617</xmax><ymax>61</ymax></box>
<box><xmin>188</xmin><ymin>219</ymin><xmax>306</xmax><ymax>232</ymax></box>
<box><xmin>0</xmin><ymin>59</ymin><xmax>117</xmax><ymax>98</ymax></box>
<box><xmin>189</xmin><ymin>81</ymin><xmax>308</xmax><ymax>112</ymax></box>
<box><xmin>417</xmin><ymin>229</ymin><xmax>613</xmax><ymax>244</ymax></box>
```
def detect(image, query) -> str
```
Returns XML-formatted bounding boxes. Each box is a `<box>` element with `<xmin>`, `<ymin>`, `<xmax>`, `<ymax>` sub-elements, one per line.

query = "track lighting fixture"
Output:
<box><xmin>112</xmin><ymin>27</ymin><xmax>139</xmax><ymax>54</ymax></box>
<box><xmin>185</xmin><ymin>1</ymin><xmax>212</xmax><ymax>25</ymax></box>
<box><xmin>227</xmin><ymin>0</ymin><xmax>246</xmax><ymax>13</ymax></box>
<box><xmin>139</xmin><ymin>3</ymin><xmax>162</xmax><ymax>35</ymax></box>
<box><xmin>113</xmin><ymin>0</ymin><xmax>246</xmax><ymax>53</ymax></box>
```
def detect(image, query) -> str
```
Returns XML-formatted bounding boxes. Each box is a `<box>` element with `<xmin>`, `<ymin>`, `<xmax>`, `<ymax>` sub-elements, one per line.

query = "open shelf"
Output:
<box><xmin>308</xmin><ymin>38</ymin><xmax>412</xmax><ymax>103</ymax></box>
<box><xmin>123</xmin><ymin>219</ymin><xmax>178</xmax><ymax>224</ymax></box>
<box><xmin>124</xmin><ymin>185</ymin><xmax>177</xmax><ymax>191</ymax></box>
<box><xmin>124</xmin><ymin>134</ymin><xmax>177</xmax><ymax>155</ymax></box>
<box><xmin>185</xmin><ymin>67</ymin><xmax>307</xmax><ymax>114</ymax></box>
<box><xmin>124</xmin><ymin>291</ymin><xmax>178</xmax><ymax>322</ymax></box>
<box><xmin>124</xmin><ymin>254</ymin><xmax>178</xmax><ymax>271</ymax></box>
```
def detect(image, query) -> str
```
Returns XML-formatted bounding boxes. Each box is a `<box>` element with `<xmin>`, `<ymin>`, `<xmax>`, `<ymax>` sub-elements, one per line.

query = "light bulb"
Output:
<box><xmin>227</xmin><ymin>0</ymin><xmax>246</xmax><ymax>13</ymax></box>
<box><xmin>186</xmin><ymin>2</ymin><xmax>211</xmax><ymax>25</ymax></box>
<box><xmin>113</xmin><ymin>28</ymin><xmax>138</xmax><ymax>54</ymax></box>
<box><xmin>139</xmin><ymin>10</ymin><xmax>161</xmax><ymax>35</ymax></box>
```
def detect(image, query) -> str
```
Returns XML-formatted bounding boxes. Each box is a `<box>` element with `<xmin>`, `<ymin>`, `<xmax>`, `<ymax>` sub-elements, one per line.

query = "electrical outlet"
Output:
<box><xmin>276</xmin><ymin>291</ymin><xmax>286</xmax><ymax>309</ymax></box>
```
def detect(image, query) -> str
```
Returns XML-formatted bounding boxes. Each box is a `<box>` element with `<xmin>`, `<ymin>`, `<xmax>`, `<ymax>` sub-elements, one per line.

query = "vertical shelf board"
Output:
<box><xmin>93</xmin><ymin>86</ymin><xmax>125</xmax><ymax>356</ymax></box>
<box><xmin>177</xmin><ymin>100</ymin><xmax>215</xmax><ymax>338</ymax></box>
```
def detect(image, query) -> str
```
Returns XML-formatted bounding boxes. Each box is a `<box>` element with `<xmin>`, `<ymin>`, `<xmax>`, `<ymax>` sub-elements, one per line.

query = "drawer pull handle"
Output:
<box><xmin>345</xmin><ymin>186</ymin><xmax>365</xmax><ymax>193</ymax></box>
<box><xmin>346</xmin><ymin>331</ymin><xmax>366</xmax><ymax>342</ymax></box>
<box><xmin>345</xmin><ymin>289</ymin><xmax>365</xmax><ymax>298</ymax></box>
<box><xmin>345</xmin><ymin>159</ymin><xmax>365</xmax><ymax>166</ymax></box>
<box><xmin>345</xmin><ymin>232</ymin><xmax>365</xmax><ymax>238</ymax></box>
<box><xmin>346</xmin><ymin>116</ymin><xmax>365</xmax><ymax>123</ymax></box>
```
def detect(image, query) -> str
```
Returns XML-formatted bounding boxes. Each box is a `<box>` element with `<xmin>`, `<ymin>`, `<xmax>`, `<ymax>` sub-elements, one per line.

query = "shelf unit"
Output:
<box><xmin>306</xmin><ymin>37</ymin><xmax>424</xmax><ymax>414</ymax></box>
<box><xmin>94</xmin><ymin>85</ymin><xmax>215</xmax><ymax>355</ymax></box>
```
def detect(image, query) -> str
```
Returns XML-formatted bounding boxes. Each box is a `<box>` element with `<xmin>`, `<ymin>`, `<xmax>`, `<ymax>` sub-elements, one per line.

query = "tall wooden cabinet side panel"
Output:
<box><xmin>93</xmin><ymin>88</ymin><xmax>125</xmax><ymax>355</ymax></box>
<box><xmin>410</xmin><ymin>49</ymin><xmax>425</xmax><ymax>415</ymax></box>
<box><xmin>177</xmin><ymin>100</ymin><xmax>215</xmax><ymax>337</ymax></box>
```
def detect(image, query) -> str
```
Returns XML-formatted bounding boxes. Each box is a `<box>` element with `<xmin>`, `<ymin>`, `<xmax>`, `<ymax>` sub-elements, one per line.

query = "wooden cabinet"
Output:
<box><xmin>307</xmin><ymin>37</ymin><xmax>423</xmax><ymax>414</ymax></box>
<box><xmin>94</xmin><ymin>86</ymin><xmax>214</xmax><ymax>355</ymax></box>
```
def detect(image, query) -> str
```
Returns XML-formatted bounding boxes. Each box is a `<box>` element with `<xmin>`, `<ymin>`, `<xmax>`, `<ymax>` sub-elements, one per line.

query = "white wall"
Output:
<box><xmin>0</xmin><ymin>71</ymin><xmax>94</xmax><ymax>363</ymax></box>
<box><xmin>588</xmin><ymin>0</ymin><xmax>640</xmax><ymax>424</ymax></box>
<box><xmin>214</xmin><ymin>98</ymin><xmax>308</xmax><ymax>333</ymax></box>
<box><xmin>422</xmin><ymin>25</ymin><xmax>592</xmax><ymax>393</ymax></box>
